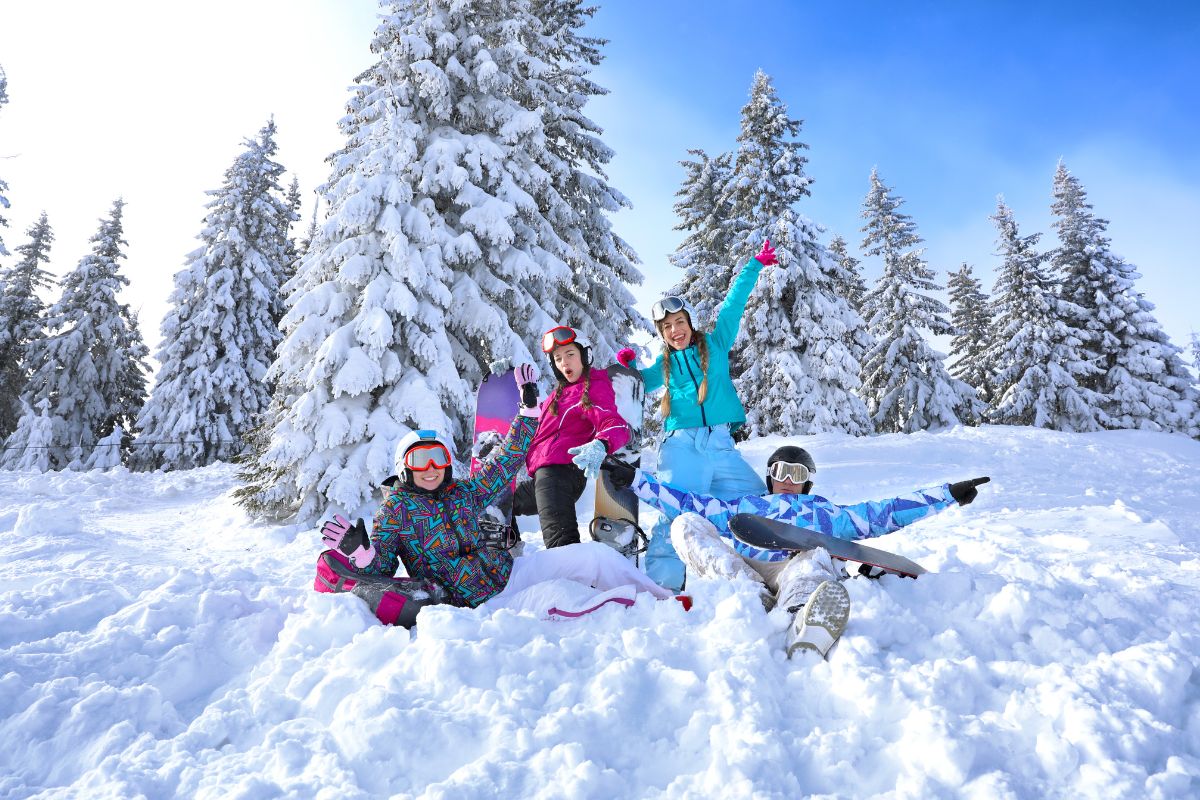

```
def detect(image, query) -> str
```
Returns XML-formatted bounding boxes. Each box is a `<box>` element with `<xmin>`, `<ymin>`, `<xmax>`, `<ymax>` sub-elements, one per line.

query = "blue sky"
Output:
<box><xmin>1</xmin><ymin>0</ymin><xmax>1196</xmax><ymax>359</ymax></box>
<box><xmin>584</xmin><ymin>1</ymin><xmax>1200</xmax><ymax>349</ymax></box>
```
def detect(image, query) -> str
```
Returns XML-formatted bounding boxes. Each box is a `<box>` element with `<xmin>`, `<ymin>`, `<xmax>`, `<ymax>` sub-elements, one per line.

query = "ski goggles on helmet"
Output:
<box><xmin>651</xmin><ymin>296</ymin><xmax>688</xmax><ymax>323</ymax></box>
<box><xmin>768</xmin><ymin>461</ymin><xmax>814</xmax><ymax>484</ymax></box>
<box><xmin>404</xmin><ymin>434</ymin><xmax>452</xmax><ymax>471</ymax></box>
<box><xmin>541</xmin><ymin>325</ymin><xmax>580</xmax><ymax>353</ymax></box>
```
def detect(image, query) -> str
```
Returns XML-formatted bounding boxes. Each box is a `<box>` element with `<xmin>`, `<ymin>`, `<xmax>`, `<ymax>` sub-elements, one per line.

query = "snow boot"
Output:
<box><xmin>786</xmin><ymin>580</ymin><xmax>850</xmax><ymax>659</ymax></box>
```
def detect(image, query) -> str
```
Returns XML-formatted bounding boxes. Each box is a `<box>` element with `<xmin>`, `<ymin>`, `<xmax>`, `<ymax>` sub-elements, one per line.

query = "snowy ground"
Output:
<box><xmin>2</xmin><ymin>425</ymin><xmax>1199</xmax><ymax>799</ymax></box>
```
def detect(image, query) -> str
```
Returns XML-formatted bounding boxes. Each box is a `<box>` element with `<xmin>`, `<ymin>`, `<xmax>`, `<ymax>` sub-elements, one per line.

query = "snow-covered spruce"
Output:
<box><xmin>982</xmin><ymin>199</ymin><xmax>1103</xmax><ymax>431</ymax></box>
<box><xmin>1</xmin><ymin>199</ymin><xmax>148</xmax><ymax>471</ymax></box>
<box><xmin>946</xmin><ymin>261</ymin><xmax>993</xmax><ymax>416</ymax></box>
<box><xmin>1051</xmin><ymin>161</ymin><xmax>1199</xmax><ymax>437</ymax></box>
<box><xmin>724</xmin><ymin>71</ymin><xmax>872</xmax><ymax>436</ymax></box>
<box><xmin>134</xmin><ymin>121</ymin><xmax>295</xmax><ymax>471</ymax></box>
<box><xmin>0</xmin><ymin>65</ymin><xmax>9</xmax><ymax>258</ymax></box>
<box><xmin>858</xmin><ymin>168</ymin><xmax>982</xmax><ymax>432</ymax></box>
<box><xmin>0</xmin><ymin>211</ymin><xmax>54</xmax><ymax>438</ymax></box>
<box><xmin>250</xmin><ymin>0</ymin><xmax>643</xmax><ymax>523</ymax></box>
<box><xmin>670</xmin><ymin>147</ymin><xmax>736</xmax><ymax>331</ymax></box>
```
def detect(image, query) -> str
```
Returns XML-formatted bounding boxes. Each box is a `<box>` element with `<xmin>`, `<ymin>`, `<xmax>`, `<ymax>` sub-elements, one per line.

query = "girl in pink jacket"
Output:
<box><xmin>513</xmin><ymin>325</ymin><xmax>631</xmax><ymax>549</ymax></box>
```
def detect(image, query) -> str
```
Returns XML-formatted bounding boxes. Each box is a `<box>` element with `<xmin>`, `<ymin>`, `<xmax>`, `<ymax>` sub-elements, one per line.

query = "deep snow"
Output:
<box><xmin>2</xmin><ymin>425</ymin><xmax>1199</xmax><ymax>799</ymax></box>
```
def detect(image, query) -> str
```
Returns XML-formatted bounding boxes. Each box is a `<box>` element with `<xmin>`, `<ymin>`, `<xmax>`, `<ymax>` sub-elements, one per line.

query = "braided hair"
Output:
<box><xmin>547</xmin><ymin>367</ymin><xmax>594</xmax><ymax>417</ymax></box>
<box><xmin>656</xmin><ymin>321</ymin><xmax>709</xmax><ymax>418</ymax></box>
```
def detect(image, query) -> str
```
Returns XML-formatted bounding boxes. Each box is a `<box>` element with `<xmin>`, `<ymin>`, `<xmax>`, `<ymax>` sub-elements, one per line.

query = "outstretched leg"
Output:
<box><xmin>777</xmin><ymin>549</ymin><xmax>850</xmax><ymax>659</ymax></box>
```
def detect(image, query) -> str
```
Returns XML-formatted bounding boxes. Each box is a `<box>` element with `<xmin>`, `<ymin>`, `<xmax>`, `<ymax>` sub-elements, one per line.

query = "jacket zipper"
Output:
<box><xmin>675</xmin><ymin>347</ymin><xmax>709</xmax><ymax>427</ymax></box>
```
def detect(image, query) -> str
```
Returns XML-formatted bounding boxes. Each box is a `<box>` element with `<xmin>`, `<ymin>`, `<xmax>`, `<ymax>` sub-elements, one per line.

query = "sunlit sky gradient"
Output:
<box><xmin>1</xmin><ymin>1</ymin><xmax>1196</xmax><ymax>365</ymax></box>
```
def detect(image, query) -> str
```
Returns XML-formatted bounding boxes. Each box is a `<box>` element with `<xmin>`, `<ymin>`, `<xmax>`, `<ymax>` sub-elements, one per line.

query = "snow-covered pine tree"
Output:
<box><xmin>722</xmin><ymin>71</ymin><xmax>871</xmax><ymax>435</ymax></box>
<box><xmin>1191</xmin><ymin>332</ymin><xmax>1200</xmax><ymax>387</ymax></box>
<box><xmin>520</xmin><ymin>0</ymin><xmax>645</xmax><ymax>355</ymax></box>
<box><xmin>669</xmin><ymin>148</ymin><xmax>735</xmax><ymax>331</ymax></box>
<box><xmin>946</xmin><ymin>262</ymin><xmax>994</xmax><ymax>412</ymax></box>
<box><xmin>1051</xmin><ymin>161</ymin><xmax>1198</xmax><ymax>434</ymax></box>
<box><xmin>297</xmin><ymin>199</ymin><xmax>320</xmax><ymax>256</ymax></box>
<box><xmin>1</xmin><ymin>399</ymin><xmax>56</xmax><ymax>472</ymax></box>
<box><xmin>828</xmin><ymin>235</ymin><xmax>868</xmax><ymax>313</ymax></box>
<box><xmin>251</xmin><ymin>0</ymin><xmax>643</xmax><ymax>522</ymax></box>
<box><xmin>827</xmin><ymin>233</ymin><xmax>874</xmax><ymax>370</ymax></box>
<box><xmin>858</xmin><ymin>168</ymin><xmax>981</xmax><ymax>432</ymax></box>
<box><xmin>0</xmin><ymin>212</ymin><xmax>54</xmax><ymax>438</ymax></box>
<box><xmin>0</xmin><ymin>65</ymin><xmax>9</xmax><ymax>257</ymax></box>
<box><xmin>278</xmin><ymin>176</ymin><xmax>304</xmax><ymax>305</ymax></box>
<box><xmin>982</xmin><ymin>199</ymin><xmax>1102</xmax><ymax>431</ymax></box>
<box><xmin>135</xmin><ymin>121</ymin><xmax>292</xmax><ymax>471</ymax></box>
<box><xmin>2</xmin><ymin>199</ymin><xmax>149</xmax><ymax>470</ymax></box>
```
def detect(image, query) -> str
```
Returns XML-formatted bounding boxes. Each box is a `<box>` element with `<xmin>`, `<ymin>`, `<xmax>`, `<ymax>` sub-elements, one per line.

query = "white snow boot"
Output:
<box><xmin>786</xmin><ymin>580</ymin><xmax>851</xmax><ymax>659</ymax></box>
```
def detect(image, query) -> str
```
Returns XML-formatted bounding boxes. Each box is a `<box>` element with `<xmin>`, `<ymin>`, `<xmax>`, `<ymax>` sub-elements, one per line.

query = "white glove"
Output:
<box><xmin>568</xmin><ymin>439</ymin><xmax>608</xmax><ymax>479</ymax></box>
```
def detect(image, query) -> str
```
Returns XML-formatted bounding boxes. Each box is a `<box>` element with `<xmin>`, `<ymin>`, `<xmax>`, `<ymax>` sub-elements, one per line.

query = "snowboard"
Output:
<box><xmin>591</xmin><ymin>364</ymin><xmax>647</xmax><ymax>561</ymax></box>
<box><xmin>729</xmin><ymin>513</ymin><xmax>928</xmax><ymax>578</ymax></box>
<box><xmin>471</xmin><ymin>368</ymin><xmax>523</xmax><ymax>546</ymax></box>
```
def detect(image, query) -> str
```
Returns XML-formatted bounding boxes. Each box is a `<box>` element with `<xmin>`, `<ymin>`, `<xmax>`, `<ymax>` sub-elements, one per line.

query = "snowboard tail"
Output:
<box><xmin>729</xmin><ymin>514</ymin><xmax>928</xmax><ymax>578</ymax></box>
<box><xmin>592</xmin><ymin>364</ymin><xmax>645</xmax><ymax>561</ymax></box>
<box><xmin>472</xmin><ymin>369</ymin><xmax>523</xmax><ymax>548</ymax></box>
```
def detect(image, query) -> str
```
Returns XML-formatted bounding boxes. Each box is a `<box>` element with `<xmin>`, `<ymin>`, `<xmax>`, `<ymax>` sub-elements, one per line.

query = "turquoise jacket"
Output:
<box><xmin>639</xmin><ymin>257</ymin><xmax>764</xmax><ymax>432</ymax></box>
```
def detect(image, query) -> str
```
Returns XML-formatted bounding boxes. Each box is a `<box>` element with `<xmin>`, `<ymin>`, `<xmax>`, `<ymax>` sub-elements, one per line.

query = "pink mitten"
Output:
<box><xmin>755</xmin><ymin>239</ymin><xmax>778</xmax><ymax>267</ymax></box>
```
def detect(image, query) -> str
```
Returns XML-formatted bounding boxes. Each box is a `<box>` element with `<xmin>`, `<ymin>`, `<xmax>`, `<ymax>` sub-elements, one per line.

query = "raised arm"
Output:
<box><xmin>712</xmin><ymin>241</ymin><xmax>774</xmax><ymax>351</ymax></box>
<box><xmin>470</xmin><ymin>414</ymin><xmax>538</xmax><ymax>508</ymax></box>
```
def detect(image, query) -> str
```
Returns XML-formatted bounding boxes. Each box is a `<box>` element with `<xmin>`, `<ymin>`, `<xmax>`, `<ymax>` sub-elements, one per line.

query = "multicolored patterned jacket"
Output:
<box><xmin>632</xmin><ymin>469</ymin><xmax>956</xmax><ymax>563</ymax></box>
<box><xmin>362</xmin><ymin>416</ymin><xmax>537</xmax><ymax>607</ymax></box>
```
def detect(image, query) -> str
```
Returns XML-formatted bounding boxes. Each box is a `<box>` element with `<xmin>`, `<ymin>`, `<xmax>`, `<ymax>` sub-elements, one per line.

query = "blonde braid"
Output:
<box><xmin>658</xmin><ymin>340</ymin><xmax>673</xmax><ymax>417</ymax></box>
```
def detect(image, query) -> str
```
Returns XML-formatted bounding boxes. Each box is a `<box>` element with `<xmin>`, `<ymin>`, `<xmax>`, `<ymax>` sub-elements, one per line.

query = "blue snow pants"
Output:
<box><xmin>646</xmin><ymin>424</ymin><xmax>767</xmax><ymax>590</ymax></box>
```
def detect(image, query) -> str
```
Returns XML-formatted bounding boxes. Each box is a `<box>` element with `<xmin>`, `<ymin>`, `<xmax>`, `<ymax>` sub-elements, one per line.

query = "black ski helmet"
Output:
<box><xmin>543</xmin><ymin>325</ymin><xmax>592</xmax><ymax>383</ymax></box>
<box><xmin>766</xmin><ymin>445</ymin><xmax>816</xmax><ymax>493</ymax></box>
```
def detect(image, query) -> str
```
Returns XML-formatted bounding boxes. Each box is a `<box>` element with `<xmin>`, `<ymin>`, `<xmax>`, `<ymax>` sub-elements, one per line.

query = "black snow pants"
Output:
<box><xmin>512</xmin><ymin>463</ymin><xmax>588</xmax><ymax>549</ymax></box>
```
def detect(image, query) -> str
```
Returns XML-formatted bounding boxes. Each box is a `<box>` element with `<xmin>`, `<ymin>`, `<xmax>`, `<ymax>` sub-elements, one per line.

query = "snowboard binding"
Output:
<box><xmin>589</xmin><ymin>516</ymin><xmax>648</xmax><ymax>560</ymax></box>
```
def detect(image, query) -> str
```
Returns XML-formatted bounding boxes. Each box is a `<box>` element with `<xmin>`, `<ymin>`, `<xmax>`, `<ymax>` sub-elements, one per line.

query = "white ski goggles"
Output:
<box><xmin>768</xmin><ymin>461</ymin><xmax>814</xmax><ymax>484</ymax></box>
<box><xmin>651</xmin><ymin>296</ymin><xmax>688</xmax><ymax>323</ymax></box>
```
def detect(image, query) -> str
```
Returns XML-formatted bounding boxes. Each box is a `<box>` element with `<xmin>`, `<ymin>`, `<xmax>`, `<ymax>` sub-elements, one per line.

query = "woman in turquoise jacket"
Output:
<box><xmin>616</xmin><ymin>240</ymin><xmax>776</xmax><ymax>590</ymax></box>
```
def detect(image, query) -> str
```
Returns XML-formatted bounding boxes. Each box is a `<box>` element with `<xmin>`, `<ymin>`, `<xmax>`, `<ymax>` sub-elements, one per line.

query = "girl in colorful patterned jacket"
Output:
<box><xmin>614</xmin><ymin>240</ymin><xmax>777</xmax><ymax>591</ymax></box>
<box><xmin>318</xmin><ymin>366</ymin><xmax>671</xmax><ymax>627</ymax></box>
<box><xmin>510</xmin><ymin>325</ymin><xmax>632</xmax><ymax>550</ymax></box>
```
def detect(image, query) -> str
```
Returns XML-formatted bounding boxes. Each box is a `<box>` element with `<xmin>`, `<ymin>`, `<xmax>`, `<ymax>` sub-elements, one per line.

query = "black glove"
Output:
<box><xmin>601</xmin><ymin>456</ymin><xmax>637</xmax><ymax>490</ymax></box>
<box><xmin>520</xmin><ymin>382</ymin><xmax>538</xmax><ymax>410</ymax></box>
<box><xmin>949</xmin><ymin>476</ymin><xmax>990</xmax><ymax>506</ymax></box>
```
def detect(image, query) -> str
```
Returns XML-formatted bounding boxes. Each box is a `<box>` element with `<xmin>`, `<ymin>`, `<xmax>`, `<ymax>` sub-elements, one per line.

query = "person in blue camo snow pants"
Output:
<box><xmin>614</xmin><ymin>240</ymin><xmax>777</xmax><ymax>590</ymax></box>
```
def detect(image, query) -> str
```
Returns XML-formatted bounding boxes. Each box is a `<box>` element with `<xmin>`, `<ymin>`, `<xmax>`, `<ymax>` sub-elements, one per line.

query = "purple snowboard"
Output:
<box><xmin>470</xmin><ymin>368</ymin><xmax>522</xmax><ymax>475</ymax></box>
<box><xmin>472</xmin><ymin>369</ymin><xmax>523</xmax><ymax>538</ymax></box>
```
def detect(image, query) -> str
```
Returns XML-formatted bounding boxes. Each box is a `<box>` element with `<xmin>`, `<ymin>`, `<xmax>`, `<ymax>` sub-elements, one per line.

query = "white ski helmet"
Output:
<box><xmin>394</xmin><ymin>428</ymin><xmax>454</xmax><ymax>487</ymax></box>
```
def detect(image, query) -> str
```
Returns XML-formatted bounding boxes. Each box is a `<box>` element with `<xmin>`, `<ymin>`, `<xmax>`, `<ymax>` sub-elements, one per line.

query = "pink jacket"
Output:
<box><xmin>526</xmin><ymin>367</ymin><xmax>631</xmax><ymax>474</ymax></box>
